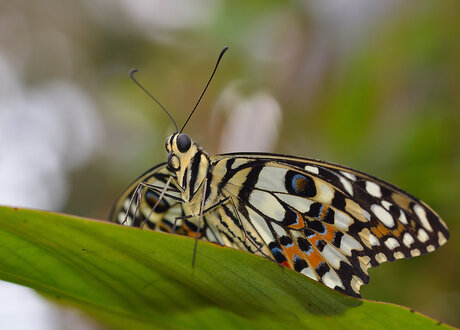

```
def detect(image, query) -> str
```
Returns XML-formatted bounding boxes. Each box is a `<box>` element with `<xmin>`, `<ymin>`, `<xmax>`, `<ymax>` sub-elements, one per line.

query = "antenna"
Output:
<box><xmin>129</xmin><ymin>69</ymin><xmax>179</xmax><ymax>133</ymax></box>
<box><xmin>180</xmin><ymin>46</ymin><xmax>229</xmax><ymax>133</ymax></box>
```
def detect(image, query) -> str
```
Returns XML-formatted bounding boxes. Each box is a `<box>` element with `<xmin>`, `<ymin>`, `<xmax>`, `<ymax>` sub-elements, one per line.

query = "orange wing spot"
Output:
<box><xmin>370</xmin><ymin>222</ymin><xmax>390</xmax><ymax>238</ymax></box>
<box><xmin>321</xmin><ymin>223</ymin><xmax>337</xmax><ymax>243</ymax></box>
<box><xmin>320</xmin><ymin>205</ymin><xmax>329</xmax><ymax>220</ymax></box>
<box><xmin>306</xmin><ymin>248</ymin><xmax>324</xmax><ymax>270</ymax></box>
<box><xmin>288</xmin><ymin>209</ymin><xmax>306</xmax><ymax>230</ymax></box>
<box><xmin>390</xmin><ymin>222</ymin><xmax>405</xmax><ymax>238</ymax></box>
<box><xmin>308</xmin><ymin>233</ymin><xmax>321</xmax><ymax>246</ymax></box>
<box><xmin>283</xmin><ymin>244</ymin><xmax>302</xmax><ymax>261</ymax></box>
<box><xmin>306</xmin><ymin>225</ymin><xmax>336</xmax><ymax>269</ymax></box>
<box><xmin>281</xmin><ymin>242</ymin><xmax>307</xmax><ymax>269</ymax></box>
<box><xmin>280</xmin><ymin>235</ymin><xmax>326</xmax><ymax>270</ymax></box>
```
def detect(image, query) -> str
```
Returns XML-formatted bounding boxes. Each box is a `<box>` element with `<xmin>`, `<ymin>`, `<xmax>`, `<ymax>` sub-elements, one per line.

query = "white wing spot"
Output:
<box><xmin>384</xmin><ymin>237</ymin><xmax>400</xmax><ymax>250</ymax></box>
<box><xmin>340</xmin><ymin>235</ymin><xmax>363</xmax><ymax>255</ymax></box>
<box><xmin>414</xmin><ymin>204</ymin><xmax>433</xmax><ymax>232</ymax></box>
<box><xmin>403</xmin><ymin>233</ymin><xmax>415</xmax><ymax>247</ymax></box>
<box><xmin>394</xmin><ymin>251</ymin><xmax>405</xmax><ymax>259</ymax></box>
<box><xmin>275</xmin><ymin>193</ymin><xmax>313</xmax><ymax>213</ymax></box>
<box><xmin>360</xmin><ymin>207</ymin><xmax>372</xmax><ymax>221</ymax></box>
<box><xmin>304</xmin><ymin>165</ymin><xmax>319</xmax><ymax>174</ymax></box>
<box><xmin>271</xmin><ymin>222</ymin><xmax>287</xmax><ymax>238</ymax></box>
<box><xmin>417</xmin><ymin>228</ymin><xmax>429</xmax><ymax>243</ymax></box>
<box><xmin>411</xmin><ymin>249</ymin><xmax>421</xmax><ymax>257</ymax></box>
<box><xmin>369</xmin><ymin>233</ymin><xmax>380</xmax><ymax>246</ymax></box>
<box><xmin>398</xmin><ymin>210</ymin><xmax>408</xmax><ymax>225</ymax></box>
<box><xmin>255</xmin><ymin>167</ymin><xmax>288</xmax><ymax>193</ymax></box>
<box><xmin>339</xmin><ymin>176</ymin><xmax>354</xmax><ymax>196</ymax></box>
<box><xmin>334</xmin><ymin>210</ymin><xmax>353</xmax><ymax>230</ymax></box>
<box><xmin>301</xmin><ymin>267</ymin><xmax>318</xmax><ymax>280</ymax></box>
<box><xmin>371</xmin><ymin>204</ymin><xmax>395</xmax><ymax>227</ymax></box>
<box><xmin>365</xmin><ymin>181</ymin><xmax>382</xmax><ymax>198</ymax></box>
<box><xmin>358</xmin><ymin>228</ymin><xmax>378</xmax><ymax>248</ymax></box>
<box><xmin>322</xmin><ymin>244</ymin><xmax>347</xmax><ymax>268</ymax></box>
<box><xmin>381</xmin><ymin>200</ymin><xmax>392</xmax><ymax>211</ymax></box>
<box><xmin>375</xmin><ymin>253</ymin><xmax>387</xmax><ymax>263</ymax></box>
<box><xmin>438</xmin><ymin>232</ymin><xmax>447</xmax><ymax>246</ymax></box>
<box><xmin>249</xmin><ymin>190</ymin><xmax>285</xmax><ymax>221</ymax></box>
<box><xmin>341</xmin><ymin>171</ymin><xmax>356</xmax><ymax>181</ymax></box>
<box><xmin>247</xmin><ymin>208</ymin><xmax>275</xmax><ymax>246</ymax></box>
<box><xmin>322</xmin><ymin>270</ymin><xmax>345</xmax><ymax>290</ymax></box>
<box><xmin>426</xmin><ymin>245</ymin><xmax>435</xmax><ymax>252</ymax></box>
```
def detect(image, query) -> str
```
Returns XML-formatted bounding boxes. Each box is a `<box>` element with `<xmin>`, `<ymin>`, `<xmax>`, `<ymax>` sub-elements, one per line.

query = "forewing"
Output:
<box><xmin>110</xmin><ymin>163</ymin><xmax>184</xmax><ymax>231</ymax></box>
<box><xmin>210</xmin><ymin>153</ymin><xmax>449</xmax><ymax>297</ymax></box>
<box><xmin>109</xmin><ymin>163</ymin><xmax>221</xmax><ymax>241</ymax></box>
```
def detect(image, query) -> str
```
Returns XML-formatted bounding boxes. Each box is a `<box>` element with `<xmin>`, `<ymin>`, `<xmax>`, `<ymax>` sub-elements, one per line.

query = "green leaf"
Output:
<box><xmin>0</xmin><ymin>206</ymin><xmax>448</xmax><ymax>329</ymax></box>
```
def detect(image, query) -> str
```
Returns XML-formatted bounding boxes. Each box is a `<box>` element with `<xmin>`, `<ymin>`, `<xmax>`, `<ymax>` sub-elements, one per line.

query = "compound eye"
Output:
<box><xmin>177</xmin><ymin>134</ymin><xmax>191</xmax><ymax>153</ymax></box>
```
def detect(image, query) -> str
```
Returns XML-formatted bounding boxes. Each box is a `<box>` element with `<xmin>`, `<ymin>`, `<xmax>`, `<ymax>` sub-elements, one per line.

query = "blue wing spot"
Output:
<box><xmin>285</xmin><ymin>171</ymin><xmax>317</xmax><ymax>197</ymax></box>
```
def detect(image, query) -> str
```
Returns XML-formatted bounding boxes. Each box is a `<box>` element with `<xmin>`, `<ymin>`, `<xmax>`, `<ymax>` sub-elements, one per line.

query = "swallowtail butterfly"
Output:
<box><xmin>110</xmin><ymin>47</ymin><xmax>449</xmax><ymax>297</ymax></box>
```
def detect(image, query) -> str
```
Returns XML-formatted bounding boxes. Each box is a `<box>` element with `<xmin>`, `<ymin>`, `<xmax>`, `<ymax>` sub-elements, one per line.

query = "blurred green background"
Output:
<box><xmin>0</xmin><ymin>0</ymin><xmax>458</xmax><ymax>328</ymax></box>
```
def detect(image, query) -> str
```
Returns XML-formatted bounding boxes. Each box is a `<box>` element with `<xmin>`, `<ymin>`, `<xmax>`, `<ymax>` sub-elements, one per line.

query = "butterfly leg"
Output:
<box><xmin>137</xmin><ymin>181</ymin><xmax>183</xmax><ymax>202</ymax></box>
<box><xmin>192</xmin><ymin>178</ymin><xmax>207</xmax><ymax>267</ymax></box>
<box><xmin>142</xmin><ymin>176</ymin><xmax>172</xmax><ymax>229</ymax></box>
<box><xmin>122</xmin><ymin>177</ymin><xmax>183</xmax><ymax>228</ymax></box>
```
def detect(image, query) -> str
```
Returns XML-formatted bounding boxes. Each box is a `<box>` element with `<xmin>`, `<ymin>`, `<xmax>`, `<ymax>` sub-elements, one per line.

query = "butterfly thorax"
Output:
<box><xmin>165</xmin><ymin>133</ymin><xmax>212</xmax><ymax>215</ymax></box>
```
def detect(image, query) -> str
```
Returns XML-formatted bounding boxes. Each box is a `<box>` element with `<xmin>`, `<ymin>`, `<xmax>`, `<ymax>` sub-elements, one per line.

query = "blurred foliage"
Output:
<box><xmin>0</xmin><ymin>0</ymin><xmax>459</xmax><ymax>327</ymax></box>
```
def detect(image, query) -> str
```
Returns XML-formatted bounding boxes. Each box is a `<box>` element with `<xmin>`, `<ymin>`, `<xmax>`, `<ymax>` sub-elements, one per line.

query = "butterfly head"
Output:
<box><xmin>165</xmin><ymin>133</ymin><xmax>195</xmax><ymax>172</ymax></box>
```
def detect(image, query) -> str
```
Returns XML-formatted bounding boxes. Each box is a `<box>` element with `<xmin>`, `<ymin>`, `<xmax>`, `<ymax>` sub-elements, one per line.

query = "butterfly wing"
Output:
<box><xmin>109</xmin><ymin>163</ymin><xmax>223</xmax><ymax>242</ymax></box>
<box><xmin>110</xmin><ymin>163</ymin><xmax>183</xmax><ymax>230</ymax></box>
<box><xmin>208</xmin><ymin>152</ymin><xmax>449</xmax><ymax>297</ymax></box>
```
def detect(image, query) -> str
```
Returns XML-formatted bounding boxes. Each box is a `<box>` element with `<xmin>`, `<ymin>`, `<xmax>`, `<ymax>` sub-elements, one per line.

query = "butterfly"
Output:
<box><xmin>110</xmin><ymin>47</ymin><xmax>449</xmax><ymax>298</ymax></box>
